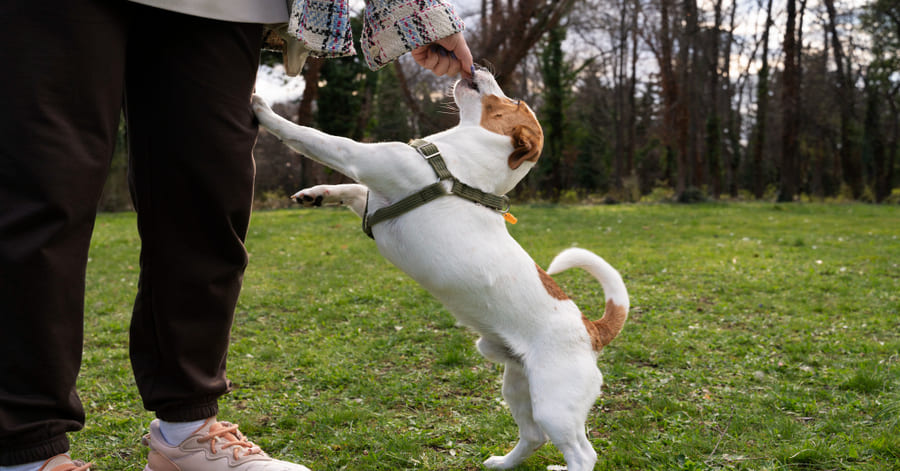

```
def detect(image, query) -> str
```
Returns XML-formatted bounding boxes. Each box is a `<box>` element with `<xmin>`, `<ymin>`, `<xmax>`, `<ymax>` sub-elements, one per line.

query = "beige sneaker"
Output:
<box><xmin>38</xmin><ymin>455</ymin><xmax>92</xmax><ymax>471</ymax></box>
<box><xmin>141</xmin><ymin>418</ymin><xmax>311</xmax><ymax>471</ymax></box>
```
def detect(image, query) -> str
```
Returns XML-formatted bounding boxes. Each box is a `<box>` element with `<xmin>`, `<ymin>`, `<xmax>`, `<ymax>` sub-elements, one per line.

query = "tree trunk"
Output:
<box><xmin>295</xmin><ymin>58</ymin><xmax>322</xmax><ymax>126</ymax></box>
<box><xmin>394</xmin><ymin>63</ymin><xmax>440</xmax><ymax>133</ymax></box>
<box><xmin>656</xmin><ymin>0</ymin><xmax>680</xmax><ymax>191</ymax></box>
<box><xmin>778</xmin><ymin>0</ymin><xmax>800</xmax><ymax>202</ymax></box>
<box><xmin>723</xmin><ymin>0</ymin><xmax>740</xmax><ymax>197</ymax></box>
<box><xmin>612</xmin><ymin>0</ymin><xmax>628</xmax><ymax>191</ymax></box>
<box><xmin>751</xmin><ymin>0</ymin><xmax>773</xmax><ymax>199</ymax></box>
<box><xmin>627</xmin><ymin>0</ymin><xmax>639</xmax><ymax>178</ymax></box>
<box><xmin>706</xmin><ymin>0</ymin><xmax>725</xmax><ymax>198</ymax></box>
<box><xmin>294</xmin><ymin>58</ymin><xmax>326</xmax><ymax>188</ymax></box>
<box><xmin>885</xmin><ymin>91</ymin><xmax>899</xmax><ymax>201</ymax></box>
<box><xmin>823</xmin><ymin>0</ymin><xmax>863</xmax><ymax>198</ymax></box>
<box><xmin>674</xmin><ymin>0</ymin><xmax>696</xmax><ymax>195</ymax></box>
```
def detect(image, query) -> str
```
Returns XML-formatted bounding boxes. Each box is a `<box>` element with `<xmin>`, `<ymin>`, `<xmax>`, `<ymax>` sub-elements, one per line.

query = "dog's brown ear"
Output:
<box><xmin>508</xmin><ymin>124</ymin><xmax>544</xmax><ymax>170</ymax></box>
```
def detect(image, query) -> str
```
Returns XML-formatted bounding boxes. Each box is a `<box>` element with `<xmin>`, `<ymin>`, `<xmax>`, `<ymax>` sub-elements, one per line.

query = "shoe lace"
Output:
<box><xmin>197</xmin><ymin>422</ymin><xmax>264</xmax><ymax>461</ymax></box>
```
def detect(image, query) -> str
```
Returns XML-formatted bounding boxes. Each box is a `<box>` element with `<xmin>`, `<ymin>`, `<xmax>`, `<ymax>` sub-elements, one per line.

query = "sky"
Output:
<box><xmin>253</xmin><ymin>0</ymin><xmax>871</xmax><ymax>104</ymax></box>
<box><xmin>255</xmin><ymin>63</ymin><xmax>306</xmax><ymax>104</ymax></box>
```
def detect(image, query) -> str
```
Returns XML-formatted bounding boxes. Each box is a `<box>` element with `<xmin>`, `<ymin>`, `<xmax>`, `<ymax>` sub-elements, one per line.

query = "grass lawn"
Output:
<box><xmin>76</xmin><ymin>203</ymin><xmax>899</xmax><ymax>470</ymax></box>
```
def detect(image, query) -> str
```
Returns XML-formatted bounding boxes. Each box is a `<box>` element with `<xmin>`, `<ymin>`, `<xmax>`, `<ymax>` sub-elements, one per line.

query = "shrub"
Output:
<box><xmin>677</xmin><ymin>186</ymin><xmax>707</xmax><ymax>203</ymax></box>
<box><xmin>641</xmin><ymin>186</ymin><xmax>675</xmax><ymax>203</ymax></box>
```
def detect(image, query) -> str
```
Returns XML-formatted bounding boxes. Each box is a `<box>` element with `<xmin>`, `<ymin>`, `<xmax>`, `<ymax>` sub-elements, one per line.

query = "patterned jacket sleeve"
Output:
<box><xmin>361</xmin><ymin>0</ymin><xmax>465</xmax><ymax>70</ymax></box>
<box><xmin>287</xmin><ymin>0</ymin><xmax>356</xmax><ymax>59</ymax></box>
<box><xmin>285</xmin><ymin>0</ymin><xmax>465</xmax><ymax>71</ymax></box>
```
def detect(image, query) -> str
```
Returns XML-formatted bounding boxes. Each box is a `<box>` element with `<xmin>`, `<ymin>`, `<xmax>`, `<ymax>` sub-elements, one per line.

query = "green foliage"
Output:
<box><xmin>885</xmin><ymin>188</ymin><xmax>900</xmax><ymax>204</ymax></box>
<box><xmin>98</xmin><ymin>116</ymin><xmax>132</xmax><ymax>212</ymax></box>
<box><xmin>677</xmin><ymin>186</ymin><xmax>708</xmax><ymax>203</ymax></box>
<box><xmin>75</xmin><ymin>204</ymin><xmax>899</xmax><ymax>470</ymax></box>
<box><xmin>369</xmin><ymin>63</ymin><xmax>412</xmax><ymax>141</ymax></box>
<box><xmin>315</xmin><ymin>17</ymin><xmax>377</xmax><ymax>140</ymax></box>
<box><xmin>534</xmin><ymin>25</ymin><xmax>595</xmax><ymax>195</ymax></box>
<box><xmin>641</xmin><ymin>184</ymin><xmax>676</xmax><ymax>203</ymax></box>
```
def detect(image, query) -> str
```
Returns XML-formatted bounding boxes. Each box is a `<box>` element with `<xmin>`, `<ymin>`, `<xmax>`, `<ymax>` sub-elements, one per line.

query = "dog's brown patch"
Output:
<box><xmin>536</xmin><ymin>264</ymin><xmax>568</xmax><ymax>300</ymax></box>
<box><xmin>480</xmin><ymin>95</ymin><xmax>544</xmax><ymax>169</ymax></box>
<box><xmin>582</xmin><ymin>315</ymin><xmax>604</xmax><ymax>351</ymax></box>
<box><xmin>584</xmin><ymin>300</ymin><xmax>628</xmax><ymax>351</ymax></box>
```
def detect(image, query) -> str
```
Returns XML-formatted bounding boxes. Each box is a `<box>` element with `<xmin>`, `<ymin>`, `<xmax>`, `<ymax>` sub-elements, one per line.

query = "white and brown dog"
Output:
<box><xmin>251</xmin><ymin>68</ymin><xmax>628</xmax><ymax>471</ymax></box>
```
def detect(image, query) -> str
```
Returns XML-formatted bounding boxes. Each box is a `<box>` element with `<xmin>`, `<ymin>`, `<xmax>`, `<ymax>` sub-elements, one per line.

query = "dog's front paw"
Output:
<box><xmin>251</xmin><ymin>94</ymin><xmax>271</xmax><ymax>115</ymax></box>
<box><xmin>291</xmin><ymin>187</ymin><xmax>329</xmax><ymax>207</ymax></box>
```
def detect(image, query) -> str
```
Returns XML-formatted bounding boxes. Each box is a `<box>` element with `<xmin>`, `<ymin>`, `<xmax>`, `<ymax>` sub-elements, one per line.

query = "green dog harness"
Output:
<box><xmin>362</xmin><ymin>139</ymin><xmax>513</xmax><ymax>239</ymax></box>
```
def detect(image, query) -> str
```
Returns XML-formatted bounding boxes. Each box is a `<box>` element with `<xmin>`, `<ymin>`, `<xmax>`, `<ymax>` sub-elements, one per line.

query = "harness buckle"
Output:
<box><xmin>422</xmin><ymin>148</ymin><xmax>442</xmax><ymax>160</ymax></box>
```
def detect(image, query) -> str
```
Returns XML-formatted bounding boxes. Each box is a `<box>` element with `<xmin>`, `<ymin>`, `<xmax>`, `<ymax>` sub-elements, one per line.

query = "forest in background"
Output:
<box><xmin>101</xmin><ymin>0</ymin><xmax>900</xmax><ymax>210</ymax></box>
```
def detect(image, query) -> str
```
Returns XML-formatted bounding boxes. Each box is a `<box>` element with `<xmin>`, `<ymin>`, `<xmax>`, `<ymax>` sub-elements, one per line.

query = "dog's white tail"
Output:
<box><xmin>547</xmin><ymin>248</ymin><xmax>629</xmax><ymax>350</ymax></box>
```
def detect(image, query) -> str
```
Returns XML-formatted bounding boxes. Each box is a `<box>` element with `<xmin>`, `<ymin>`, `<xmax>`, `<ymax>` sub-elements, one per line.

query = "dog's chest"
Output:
<box><xmin>372</xmin><ymin>200</ymin><xmax>528</xmax><ymax>317</ymax></box>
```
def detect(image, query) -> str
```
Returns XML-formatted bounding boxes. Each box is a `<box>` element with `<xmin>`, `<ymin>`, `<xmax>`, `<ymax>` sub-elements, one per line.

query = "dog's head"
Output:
<box><xmin>454</xmin><ymin>68</ymin><xmax>544</xmax><ymax>171</ymax></box>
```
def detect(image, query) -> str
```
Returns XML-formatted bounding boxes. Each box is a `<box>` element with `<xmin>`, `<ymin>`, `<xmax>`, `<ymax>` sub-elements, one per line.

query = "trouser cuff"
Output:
<box><xmin>0</xmin><ymin>434</ymin><xmax>69</xmax><ymax>466</ymax></box>
<box><xmin>154</xmin><ymin>400</ymin><xmax>219</xmax><ymax>423</ymax></box>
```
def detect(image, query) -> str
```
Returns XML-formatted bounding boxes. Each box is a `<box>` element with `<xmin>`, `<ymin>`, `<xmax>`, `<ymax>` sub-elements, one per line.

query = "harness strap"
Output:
<box><xmin>362</xmin><ymin>139</ymin><xmax>510</xmax><ymax>239</ymax></box>
<box><xmin>363</xmin><ymin>182</ymin><xmax>446</xmax><ymax>237</ymax></box>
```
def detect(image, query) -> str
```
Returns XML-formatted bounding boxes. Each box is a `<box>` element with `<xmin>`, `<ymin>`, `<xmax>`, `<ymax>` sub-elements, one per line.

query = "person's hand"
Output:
<box><xmin>411</xmin><ymin>32</ymin><xmax>474</xmax><ymax>78</ymax></box>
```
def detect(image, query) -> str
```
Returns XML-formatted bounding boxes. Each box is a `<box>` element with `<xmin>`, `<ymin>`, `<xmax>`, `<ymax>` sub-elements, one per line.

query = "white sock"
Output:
<box><xmin>0</xmin><ymin>460</ymin><xmax>43</xmax><ymax>471</ymax></box>
<box><xmin>158</xmin><ymin>418</ymin><xmax>209</xmax><ymax>446</ymax></box>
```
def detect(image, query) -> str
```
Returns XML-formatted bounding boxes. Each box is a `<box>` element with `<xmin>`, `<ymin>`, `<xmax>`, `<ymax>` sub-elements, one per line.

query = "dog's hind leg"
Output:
<box><xmin>478</xmin><ymin>340</ymin><xmax>548</xmax><ymax>469</ymax></box>
<box><xmin>291</xmin><ymin>184</ymin><xmax>368</xmax><ymax>218</ymax></box>
<box><xmin>527</xmin><ymin>352</ymin><xmax>601</xmax><ymax>471</ymax></box>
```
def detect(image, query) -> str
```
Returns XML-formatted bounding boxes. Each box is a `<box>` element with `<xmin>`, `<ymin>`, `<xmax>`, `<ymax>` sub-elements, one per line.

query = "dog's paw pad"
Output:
<box><xmin>292</xmin><ymin>188</ymin><xmax>330</xmax><ymax>207</ymax></box>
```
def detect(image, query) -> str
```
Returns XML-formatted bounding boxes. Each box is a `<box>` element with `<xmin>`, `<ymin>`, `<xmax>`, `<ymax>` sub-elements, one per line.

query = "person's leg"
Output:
<box><xmin>0</xmin><ymin>0</ymin><xmax>127</xmax><ymax>466</ymax></box>
<box><xmin>124</xmin><ymin>4</ymin><xmax>262</xmax><ymax>421</ymax></box>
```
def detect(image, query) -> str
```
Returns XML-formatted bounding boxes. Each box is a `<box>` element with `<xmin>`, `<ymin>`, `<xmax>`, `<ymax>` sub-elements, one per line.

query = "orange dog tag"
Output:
<box><xmin>503</xmin><ymin>212</ymin><xmax>518</xmax><ymax>224</ymax></box>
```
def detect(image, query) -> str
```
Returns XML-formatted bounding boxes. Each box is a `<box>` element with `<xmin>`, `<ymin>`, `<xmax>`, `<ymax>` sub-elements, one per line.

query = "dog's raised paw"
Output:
<box><xmin>291</xmin><ymin>187</ymin><xmax>332</xmax><ymax>208</ymax></box>
<box><xmin>250</xmin><ymin>94</ymin><xmax>270</xmax><ymax>112</ymax></box>
<box><xmin>292</xmin><ymin>192</ymin><xmax>324</xmax><ymax>207</ymax></box>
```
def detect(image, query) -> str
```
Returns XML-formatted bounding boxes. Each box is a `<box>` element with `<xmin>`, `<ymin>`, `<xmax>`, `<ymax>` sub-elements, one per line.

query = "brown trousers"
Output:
<box><xmin>0</xmin><ymin>0</ymin><xmax>264</xmax><ymax>464</ymax></box>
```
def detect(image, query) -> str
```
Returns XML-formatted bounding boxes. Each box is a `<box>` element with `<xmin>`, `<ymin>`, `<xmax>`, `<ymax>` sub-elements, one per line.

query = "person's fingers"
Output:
<box><xmin>444</xmin><ymin>59</ymin><xmax>461</xmax><ymax>77</ymax></box>
<box><xmin>411</xmin><ymin>45</ymin><xmax>429</xmax><ymax>65</ymax></box>
<box><xmin>433</xmin><ymin>56</ymin><xmax>452</xmax><ymax>76</ymax></box>
<box><xmin>440</xmin><ymin>33</ymin><xmax>474</xmax><ymax>78</ymax></box>
<box><xmin>423</xmin><ymin>49</ymin><xmax>440</xmax><ymax>71</ymax></box>
<box><xmin>412</xmin><ymin>46</ymin><xmax>443</xmax><ymax>74</ymax></box>
<box><xmin>411</xmin><ymin>33</ymin><xmax>474</xmax><ymax>77</ymax></box>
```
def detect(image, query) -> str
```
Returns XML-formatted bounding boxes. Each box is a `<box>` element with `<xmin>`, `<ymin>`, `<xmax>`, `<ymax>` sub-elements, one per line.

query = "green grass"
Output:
<box><xmin>76</xmin><ymin>203</ymin><xmax>899</xmax><ymax>470</ymax></box>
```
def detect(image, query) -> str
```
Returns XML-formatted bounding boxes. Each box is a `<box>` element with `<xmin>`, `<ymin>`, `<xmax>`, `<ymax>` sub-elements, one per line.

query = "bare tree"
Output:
<box><xmin>626</xmin><ymin>0</ymin><xmax>640</xmax><ymax>181</ymax></box>
<box><xmin>706</xmin><ymin>0</ymin><xmax>726</xmax><ymax>198</ymax></box>
<box><xmin>475</xmin><ymin>0</ymin><xmax>578</xmax><ymax>89</ymax></box>
<box><xmin>778</xmin><ymin>0</ymin><xmax>801</xmax><ymax>201</ymax></box>
<box><xmin>645</xmin><ymin>0</ymin><xmax>680</xmax><ymax>191</ymax></box>
<box><xmin>722</xmin><ymin>0</ymin><xmax>742</xmax><ymax>197</ymax></box>
<box><xmin>823</xmin><ymin>0</ymin><xmax>863</xmax><ymax>198</ymax></box>
<box><xmin>751</xmin><ymin>0</ymin><xmax>774</xmax><ymax>199</ymax></box>
<box><xmin>676</xmin><ymin>0</ymin><xmax>700</xmax><ymax>194</ymax></box>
